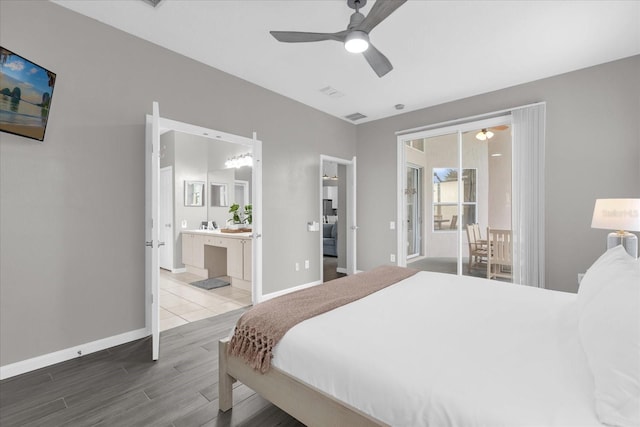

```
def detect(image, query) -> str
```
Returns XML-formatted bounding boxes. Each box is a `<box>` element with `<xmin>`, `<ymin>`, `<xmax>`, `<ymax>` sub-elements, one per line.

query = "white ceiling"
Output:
<box><xmin>52</xmin><ymin>0</ymin><xmax>640</xmax><ymax>123</ymax></box>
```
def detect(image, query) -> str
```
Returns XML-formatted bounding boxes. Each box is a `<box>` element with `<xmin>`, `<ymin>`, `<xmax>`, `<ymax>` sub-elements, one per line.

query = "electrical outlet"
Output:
<box><xmin>390</xmin><ymin>253</ymin><xmax>396</xmax><ymax>262</ymax></box>
<box><xmin>390</xmin><ymin>221</ymin><xmax>395</xmax><ymax>230</ymax></box>
<box><xmin>295</xmin><ymin>262</ymin><xmax>300</xmax><ymax>271</ymax></box>
<box><xmin>304</xmin><ymin>260</ymin><xmax>309</xmax><ymax>269</ymax></box>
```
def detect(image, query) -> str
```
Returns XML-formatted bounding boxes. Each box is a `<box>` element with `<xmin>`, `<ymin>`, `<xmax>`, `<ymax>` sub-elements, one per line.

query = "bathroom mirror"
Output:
<box><xmin>184</xmin><ymin>180</ymin><xmax>205</xmax><ymax>207</ymax></box>
<box><xmin>210</xmin><ymin>182</ymin><xmax>229</xmax><ymax>207</ymax></box>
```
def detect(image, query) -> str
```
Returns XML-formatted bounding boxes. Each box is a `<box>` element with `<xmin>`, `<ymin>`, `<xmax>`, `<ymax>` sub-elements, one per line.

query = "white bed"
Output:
<box><xmin>272</xmin><ymin>271</ymin><xmax>599</xmax><ymax>427</ymax></box>
<box><xmin>220</xmin><ymin>246</ymin><xmax>639</xmax><ymax>427</ymax></box>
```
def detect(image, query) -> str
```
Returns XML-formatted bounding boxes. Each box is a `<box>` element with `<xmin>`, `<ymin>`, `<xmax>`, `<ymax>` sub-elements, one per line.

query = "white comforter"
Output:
<box><xmin>272</xmin><ymin>271</ymin><xmax>601</xmax><ymax>427</ymax></box>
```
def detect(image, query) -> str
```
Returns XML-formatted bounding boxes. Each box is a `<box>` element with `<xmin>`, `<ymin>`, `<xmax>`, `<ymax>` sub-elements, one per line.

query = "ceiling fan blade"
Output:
<box><xmin>363</xmin><ymin>44</ymin><xmax>393</xmax><ymax>77</ymax></box>
<box><xmin>491</xmin><ymin>125</ymin><xmax>509</xmax><ymax>131</ymax></box>
<box><xmin>270</xmin><ymin>30</ymin><xmax>347</xmax><ymax>43</ymax></box>
<box><xmin>358</xmin><ymin>0</ymin><xmax>407</xmax><ymax>33</ymax></box>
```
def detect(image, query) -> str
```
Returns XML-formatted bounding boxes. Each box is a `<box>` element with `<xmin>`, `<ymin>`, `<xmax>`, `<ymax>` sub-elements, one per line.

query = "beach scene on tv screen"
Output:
<box><xmin>0</xmin><ymin>47</ymin><xmax>55</xmax><ymax>141</ymax></box>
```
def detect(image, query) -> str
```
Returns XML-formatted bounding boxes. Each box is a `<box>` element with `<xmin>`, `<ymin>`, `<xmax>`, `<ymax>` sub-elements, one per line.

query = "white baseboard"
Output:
<box><xmin>260</xmin><ymin>279</ymin><xmax>322</xmax><ymax>302</ymax></box>
<box><xmin>172</xmin><ymin>267</ymin><xmax>186</xmax><ymax>274</ymax></box>
<box><xmin>0</xmin><ymin>327</ymin><xmax>148</xmax><ymax>380</ymax></box>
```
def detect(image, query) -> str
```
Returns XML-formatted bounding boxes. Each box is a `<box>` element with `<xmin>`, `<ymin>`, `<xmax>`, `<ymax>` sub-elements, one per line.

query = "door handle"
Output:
<box><xmin>158</xmin><ymin>241</ymin><xmax>165</xmax><ymax>247</ymax></box>
<box><xmin>165</xmin><ymin>223</ymin><xmax>172</xmax><ymax>228</ymax></box>
<box><xmin>145</xmin><ymin>241</ymin><xmax>153</xmax><ymax>247</ymax></box>
<box><xmin>351</xmin><ymin>226</ymin><xmax>359</xmax><ymax>230</ymax></box>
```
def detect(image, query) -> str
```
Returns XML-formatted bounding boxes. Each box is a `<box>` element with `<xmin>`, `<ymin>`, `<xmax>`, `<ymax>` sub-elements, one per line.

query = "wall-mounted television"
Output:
<box><xmin>0</xmin><ymin>47</ymin><xmax>56</xmax><ymax>142</ymax></box>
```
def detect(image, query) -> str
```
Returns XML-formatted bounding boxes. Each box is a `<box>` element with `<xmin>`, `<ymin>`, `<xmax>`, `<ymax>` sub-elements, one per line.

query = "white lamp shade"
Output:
<box><xmin>591</xmin><ymin>198</ymin><xmax>640</xmax><ymax>232</ymax></box>
<box><xmin>475</xmin><ymin>129</ymin><xmax>494</xmax><ymax>141</ymax></box>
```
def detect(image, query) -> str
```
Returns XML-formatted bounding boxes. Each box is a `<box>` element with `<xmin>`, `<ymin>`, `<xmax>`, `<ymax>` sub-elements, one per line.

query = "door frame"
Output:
<box><xmin>159</xmin><ymin>166</ymin><xmax>174</xmax><ymax>271</ymax></box>
<box><xmin>319</xmin><ymin>155</ymin><xmax>357</xmax><ymax>282</ymax></box>
<box><xmin>146</xmin><ymin>110</ymin><xmax>263</xmax><ymax>360</ymax></box>
<box><xmin>396</xmin><ymin>116</ymin><xmax>511</xmax><ymax>270</ymax></box>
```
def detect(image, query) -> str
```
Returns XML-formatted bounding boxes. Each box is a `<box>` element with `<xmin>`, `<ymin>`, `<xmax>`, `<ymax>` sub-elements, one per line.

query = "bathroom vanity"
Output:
<box><xmin>181</xmin><ymin>230</ymin><xmax>252</xmax><ymax>291</ymax></box>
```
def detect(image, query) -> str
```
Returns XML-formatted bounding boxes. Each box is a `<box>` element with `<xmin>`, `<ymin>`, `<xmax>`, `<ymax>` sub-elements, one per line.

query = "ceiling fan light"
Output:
<box><xmin>344</xmin><ymin>31</ymin><xmax>369</xmax><ymax>53</ymax></box>
<box><xmin>475</xmin><ymin>129</ymin><xmax>494</xmax><ymax>141</ymax></box>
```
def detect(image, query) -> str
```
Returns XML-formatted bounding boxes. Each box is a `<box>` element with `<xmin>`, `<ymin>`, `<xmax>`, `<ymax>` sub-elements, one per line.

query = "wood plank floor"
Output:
<box><xmin>0</xmin><ymin>309</ymin><xmax>305</xmax><ymax>427</ymax></box>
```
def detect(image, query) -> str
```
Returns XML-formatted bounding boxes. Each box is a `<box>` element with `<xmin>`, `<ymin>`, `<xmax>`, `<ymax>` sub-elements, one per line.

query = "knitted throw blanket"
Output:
<box><xmin>228</xmin><ymin>265</ymin><xmax>418</xmax><ymax>373</ymax></box>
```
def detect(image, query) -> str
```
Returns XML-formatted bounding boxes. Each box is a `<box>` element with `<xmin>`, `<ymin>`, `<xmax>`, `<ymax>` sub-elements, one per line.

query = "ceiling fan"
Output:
<box><xmin>476</xmin><ymin>125</ymin><xmax>509</xmax><ymax>141</ymax></box>
<box><xmin>270</xmin><ymin>0</ymin><xmax>407</xmax><ymax>78</ymax></box>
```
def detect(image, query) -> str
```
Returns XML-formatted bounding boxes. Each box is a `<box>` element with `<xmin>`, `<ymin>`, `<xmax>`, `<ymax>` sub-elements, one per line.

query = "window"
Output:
<box><xmin>405</xmin><ymin>138</ymin><xmax>425</xmax><ymax>152</ymax></box>
<box><xmin>432</xmin><ymin>168</ymin><xmax>477</xmax><ymax>232</ymax></box>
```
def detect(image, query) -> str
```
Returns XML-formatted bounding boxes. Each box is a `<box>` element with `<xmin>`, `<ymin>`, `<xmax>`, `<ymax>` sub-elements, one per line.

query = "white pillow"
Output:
<box><xmin>577</xmin><ymin>245</ymin><xmax>636</xmax><ymax>312</ymax></box>
<box><xmin>578</xmin><ymin>250</ymin><xmax>640</xmax><ymax>426</ymax></box>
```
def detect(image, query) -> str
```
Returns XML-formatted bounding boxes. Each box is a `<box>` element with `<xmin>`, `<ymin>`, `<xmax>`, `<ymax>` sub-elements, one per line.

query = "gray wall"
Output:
<box><xmin>0</xmin><ymin>1</ymin><xmax>355</xmax><ymax>366</ymax></box>
<box><xmin>356</xmin><ymin>55</ymin><xmax>640</xmax><ymax>293</ymax></box>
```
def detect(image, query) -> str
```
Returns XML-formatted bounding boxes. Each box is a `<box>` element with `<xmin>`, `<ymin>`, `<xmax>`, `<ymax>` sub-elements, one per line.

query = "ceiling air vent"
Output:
<box><xmin>319</xmin><ymin>86</ymin><xmax>345</xmax><ymax>98</ymax></box>
<box><xmin>142</xmin><ymin>0</ymin><xmax>163</xmax><ymax>7</ymax></box>
<box><xmin>344</xmin><ymin>112</ymin><xmax>367</xmax><ymax>122</ymax></box>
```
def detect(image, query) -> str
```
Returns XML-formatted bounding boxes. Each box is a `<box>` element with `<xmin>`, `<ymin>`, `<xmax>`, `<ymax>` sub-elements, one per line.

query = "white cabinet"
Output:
<box><xmin>226</xmin><ymin>238</ymin><xmax>243</xmax><ymax>279</ymax></box>
<box><xmin>242</xmin><ymin>239</ymin><xmax>252</xmax><ymax>281</ymax></box>
<box><xmin>323</xmin><ymin>186</ymin><xmax>338</xmax><ymax>209</ymax></box>
<box><xmin>182</xmin><ymin>233</ymin><xmax>205</xmax><ymax>268</ymax></box>
<box><xmin>182</xmin><ymin>233</ymin><xmax>193</xmax><ymax>266</ymax></box>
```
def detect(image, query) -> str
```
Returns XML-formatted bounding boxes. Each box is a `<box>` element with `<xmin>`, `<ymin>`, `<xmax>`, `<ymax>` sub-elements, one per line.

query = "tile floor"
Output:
<box><xmin>159</xmin><ymin>269</ymin><xmax>252</xmax><ymax>331</ymax></box>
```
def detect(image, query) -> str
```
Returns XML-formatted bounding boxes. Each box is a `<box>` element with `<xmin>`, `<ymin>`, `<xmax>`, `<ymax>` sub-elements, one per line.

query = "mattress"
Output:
<box><xmin>271</xmin><ymin>271</ymin><xmax>601</xmax><ymax>427</ymax></box>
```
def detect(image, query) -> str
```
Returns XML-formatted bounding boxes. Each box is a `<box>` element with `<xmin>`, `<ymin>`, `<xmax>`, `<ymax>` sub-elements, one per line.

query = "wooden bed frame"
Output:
<box><xmin>219</xmin><ymin>337</ymin><xmax>386</xmax><ymax>427</ymax></box>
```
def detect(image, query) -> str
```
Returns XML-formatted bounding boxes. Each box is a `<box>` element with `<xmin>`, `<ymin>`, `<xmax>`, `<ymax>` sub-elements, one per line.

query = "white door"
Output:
<box><xmin>145</xmin><ymin>102</ymin><xmax>161</xmax><ymax>360</ymax></box>
<box><xmin>159</xmin><ymin>167</ymin><xmax>173</xmax><ymax>270</ymax></box>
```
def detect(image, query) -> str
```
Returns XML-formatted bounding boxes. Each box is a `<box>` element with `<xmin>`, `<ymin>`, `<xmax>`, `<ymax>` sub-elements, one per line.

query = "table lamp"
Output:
<box><xmin>591</xmin><ymin>198</ymin><xmax>640</xmax><ymax>258</ymax></box>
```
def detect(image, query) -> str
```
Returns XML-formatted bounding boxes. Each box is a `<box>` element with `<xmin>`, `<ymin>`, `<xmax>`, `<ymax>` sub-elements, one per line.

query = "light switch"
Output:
<box><xmin>181</xmin><ymin>220</ymin><xmax>187</xmax><ymax>229</ymax></box>
<box><xmin>390</xmin><ymin>221</ymin><xmax>395</xmax><ymax>230</ymax></box>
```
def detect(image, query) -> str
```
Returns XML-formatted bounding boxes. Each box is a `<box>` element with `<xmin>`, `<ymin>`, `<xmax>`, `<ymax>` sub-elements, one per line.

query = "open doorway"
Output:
<box><xmin>397</xmin><ymin>118</ymin><xmax>513</xmax><ymax>282</ymax></box>
<box><xmin>157</xmin><ymin>130</ymin><xmax>255</xmax><ymax>331</ymax></box>
<box><xmin>146</xmin><ymin>107</ymin><xmax>263</xmax><ymax>358</ymax></box>
<box><xmin>319</xmin><ymin>155</ymin><xmax>357</xmax><ymax>283</ymax></box>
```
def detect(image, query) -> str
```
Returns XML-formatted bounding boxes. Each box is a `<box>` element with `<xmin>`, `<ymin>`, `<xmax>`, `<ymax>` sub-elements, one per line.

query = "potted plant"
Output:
<box><xmin>227</xmin><ymin>203</ymin><xmax>242</xmax><ymax>229</ymax></box>
<box><xmin>243</xmin><ymin>204</ymin><xmax>252</xmax><ymax>230</ymax></box>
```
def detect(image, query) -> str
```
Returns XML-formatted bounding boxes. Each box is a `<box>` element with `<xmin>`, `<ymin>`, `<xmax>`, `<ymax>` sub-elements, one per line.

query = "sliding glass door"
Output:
<box><xmin>406</xmin><ymin>164</ymin><xmax>422</xmax><ymax>259</ymax></box>
<box><xmin>400</xmin><ymin>120</ymin><xmax>513</xmax><ymax>282</ymax></box>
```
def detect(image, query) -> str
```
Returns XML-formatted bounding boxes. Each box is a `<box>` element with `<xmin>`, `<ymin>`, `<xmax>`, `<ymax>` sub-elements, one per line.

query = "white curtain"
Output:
<box><xmin>511</xmin><ymin>103</ymin><xmax>546</xmax><ymax>287</ymax></box>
